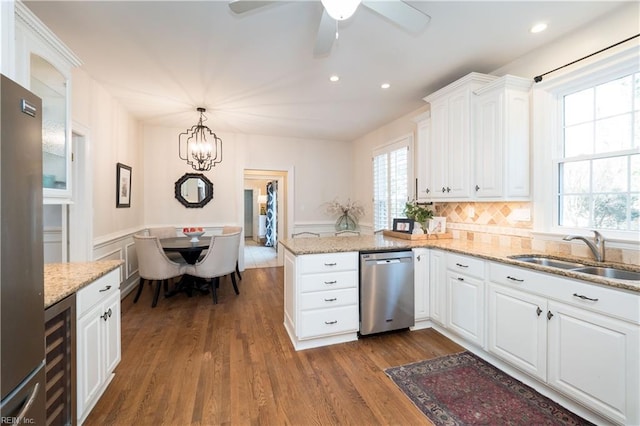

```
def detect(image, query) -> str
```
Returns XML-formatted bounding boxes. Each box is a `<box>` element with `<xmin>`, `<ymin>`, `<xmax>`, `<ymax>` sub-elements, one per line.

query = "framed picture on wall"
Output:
<box><xmin>392</xmin><ymin>218</ymin><xmax>414</xmax><ymax>234</ymax></box>
<box><xmin>116</xmin><ymin>162</ymin><xmax>132</xmax><ymax>208</ymax></box>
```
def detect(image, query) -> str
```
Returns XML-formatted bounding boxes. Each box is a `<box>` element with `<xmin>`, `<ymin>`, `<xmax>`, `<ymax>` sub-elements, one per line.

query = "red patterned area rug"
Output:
<box><xmin>385</xmin><ymin>351</ymin><xmax>593</xmax><ymax>426</ymax></box>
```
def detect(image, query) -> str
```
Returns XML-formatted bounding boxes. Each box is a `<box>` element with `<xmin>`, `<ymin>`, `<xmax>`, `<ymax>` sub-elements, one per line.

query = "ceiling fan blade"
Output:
<box><xmin>314</xmin><ymin>10</ymin><xmax>335</xmax><ymax>57</ymax></box>
<box><xmin>228</xmin><ymin>0</ymin><xmax>275</xmax><ymax>14</ymax></box>
<box><xmin>362</xmin><ymin>0</ymin><xmax>430</xmax><ymax>34</ymax></box>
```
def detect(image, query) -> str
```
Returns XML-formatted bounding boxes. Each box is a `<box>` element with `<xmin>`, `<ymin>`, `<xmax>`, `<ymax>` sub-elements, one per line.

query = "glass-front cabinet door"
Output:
<box><xmin>14</xmin><ymin>2</ymin><xmax>81</xmax><ymax>203</ymax></box>
<box><xmin>31</xmin><ymin>54</ymin><xmax>71</xmax><ymax>200</ymax></box>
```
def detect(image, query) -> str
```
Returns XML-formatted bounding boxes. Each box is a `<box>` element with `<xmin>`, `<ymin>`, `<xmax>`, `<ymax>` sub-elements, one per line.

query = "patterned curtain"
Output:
<box><xmin>265</xmin><ymin>181</ymin><xmax>277</xmax><ymax>247</ymax></box>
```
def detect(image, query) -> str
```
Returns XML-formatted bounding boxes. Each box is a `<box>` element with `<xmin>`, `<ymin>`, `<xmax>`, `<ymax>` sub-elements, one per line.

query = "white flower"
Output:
<box><xmin>325</xmin><ymin>198</ymin><xmax>365</xmax><ymax>219</ymax></box>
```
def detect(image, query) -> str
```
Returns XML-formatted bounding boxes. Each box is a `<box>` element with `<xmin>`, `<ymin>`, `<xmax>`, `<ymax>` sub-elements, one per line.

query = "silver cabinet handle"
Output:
<box><xmin>573</xmin><ymin>293</ymin><xmax>599</xmax><ymax>302</ymax></box>
<box><xmin>536</xmin><ymin>307</ymin><xmax>542</xmax><ymax>316</ymax></box>
<box><xmin>324</xmin><ymin>298</ymin><xmax>337</xmax><ymax>302</ymax></box>
<box><xmin>455</xmin><ymin>263</ymin><xmax>469</xmax><ymax>268</ymax></box>
<box><xmin>507</xmin><ymin>276</ymin><xmax>524</xmax><ymax>282</ymax></box>
<box><xmin>99</xmin><ymin>285</ymin><xmax>112</xmax><ymax>292</ymax></box>
<box><xmin>547</xmin><ymin>311</ymin><xmax>554</xmax><ymax>320</ymax></box>
<box><xmin>324</xmin><ymin>280</ymin><xmax>337</xmax><ymax>285</ymax></box>
<box><xmin>475</xmin><ymin>185</ymin><xmax>480</xmax><ymax>191</ymax></box>
<box><xmin>457</xmin><ymin>277</ymin><xmax>464</xmax><ymax>281</ymax></box>
<box><xmin>324</xmin><ymin>262</ymin><xmax>337</xmax><ymax>266</ymax></box>
<box><xmin>324</xmin><ymin>320</ymin><xmax>338</xmax><ymax>325</ymax></box>
<box><xmin>417</xmin><ymin>255</ymin><xmax>421</xmax><ymax>261</ymax></box>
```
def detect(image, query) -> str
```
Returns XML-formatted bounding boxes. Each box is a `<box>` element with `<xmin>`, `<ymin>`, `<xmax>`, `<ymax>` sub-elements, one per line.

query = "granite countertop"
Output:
<box><xmin>44</xmin><ymin>260</ymin><xmax>124</xmax><ymax>308</ymax></box>
<box><xmin>279</xmin><ymin>235</ymin><xmax>640</xmax><ymax>293</ymax></box>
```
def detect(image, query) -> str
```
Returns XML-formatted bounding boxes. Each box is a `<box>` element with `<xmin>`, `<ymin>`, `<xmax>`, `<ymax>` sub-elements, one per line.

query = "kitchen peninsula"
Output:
<box><xmin>281</xmin><ymin>234</ymin><xmax>640</xmax><ymax>426</ymax></box>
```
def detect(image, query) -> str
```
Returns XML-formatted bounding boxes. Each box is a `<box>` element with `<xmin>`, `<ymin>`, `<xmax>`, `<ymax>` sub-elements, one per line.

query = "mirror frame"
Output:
<box><xmin>174</xmin><ymin>173</ymin><xmax>214</xmax><ymax>208</ymax></box>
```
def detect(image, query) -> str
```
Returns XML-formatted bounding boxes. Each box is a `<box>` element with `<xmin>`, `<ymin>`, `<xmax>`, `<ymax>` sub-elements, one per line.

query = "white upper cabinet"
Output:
<box><xmin>421</xmin><ymin>72</ymin><xmax>531</xmax><ymax>201</ymax></box>
<box><xmin>423</xmin><ymin>72</ymin><xmax>497</xmax><ymax>201</ymax></box>
<box><xmin>473</xmin><ymin>75</ymin><xmax>531</xmax><ymax>200</ymax></box>
<box><xmin>413</xmin><ymin>112</ymin><xmax>431</xmax><ymax>201</ymax></box>
<box><xmin>14</xmin><ymin>3</ymin><xmax>81</xmax><ymax>203</ymax></box>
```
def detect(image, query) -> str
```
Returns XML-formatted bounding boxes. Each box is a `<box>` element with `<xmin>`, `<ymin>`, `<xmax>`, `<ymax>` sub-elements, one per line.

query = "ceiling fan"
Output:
<box><xmin>228</xmin><ymin>0</ymin><xmax>431</xmax><ymax>57</ymax></box>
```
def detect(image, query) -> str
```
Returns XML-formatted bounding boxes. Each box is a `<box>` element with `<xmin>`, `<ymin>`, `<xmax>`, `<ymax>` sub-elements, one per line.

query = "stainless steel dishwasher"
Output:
<box><xmin>359</xmin><ymin>250</ymin><xmax>414</xmax><ymax>335</ymax></box>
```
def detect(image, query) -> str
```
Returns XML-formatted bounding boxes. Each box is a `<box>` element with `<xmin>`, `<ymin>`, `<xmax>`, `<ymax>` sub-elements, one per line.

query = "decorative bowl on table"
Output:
<box><xmin>183</xmin><ymin>227</ymin><xmax>205</xmax><ymax>242</ymax></box>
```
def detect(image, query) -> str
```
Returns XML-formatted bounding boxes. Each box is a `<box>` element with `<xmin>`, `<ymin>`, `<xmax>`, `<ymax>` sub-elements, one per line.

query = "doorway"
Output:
<box><xmin>243</xmin><ymin>169</ymin><xmax>290</xmax><ymax>269</ymax></box>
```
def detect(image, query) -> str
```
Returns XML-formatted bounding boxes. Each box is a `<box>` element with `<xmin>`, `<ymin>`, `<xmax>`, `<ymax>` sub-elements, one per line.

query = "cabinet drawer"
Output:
<box><xmin>298</xmin><ymin>306</ymin><xmax>358</xmax><ymax>339</ymax></box>
<box><xmin>77</xmin><ymin>269</ymin><xmax>120</xmax><ymax>316</ymax></box>
<box><xmin>299</xmin><ymin>288</ymin><xmax>358</xmax><ymax>310</ymax></box>
<box><xmin>490</xmin><ymin>262</ymin><xmax>640</xmax><ymax>324</ymax></box>
<box><xmin>298</xmin><ymin>252</ymin><xmax>358</xmax><ymax>274</ymax></box>
<box><xmin>299</xmin><ymin>270</ymin><xmax>357</xmax><ymax>293</ymax></box>
<box><xmin>447</xmin><ymin>253</ymin><xmax>485</xmax><ymax>278</ymax></box>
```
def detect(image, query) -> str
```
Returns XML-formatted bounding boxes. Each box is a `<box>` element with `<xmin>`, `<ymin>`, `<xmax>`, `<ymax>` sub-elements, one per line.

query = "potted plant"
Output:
<box><xmin>403</xmin><ymin>200</ymin><xmax>433</xmax><ymax>233</ymax></box>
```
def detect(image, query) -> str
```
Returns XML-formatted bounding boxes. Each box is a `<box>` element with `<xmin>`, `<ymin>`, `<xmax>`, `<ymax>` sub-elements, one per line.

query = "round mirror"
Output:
<box><xmin>174</xmin><ymin>173</ymin><xmax>213</xmax><ymax>208</ymax></box>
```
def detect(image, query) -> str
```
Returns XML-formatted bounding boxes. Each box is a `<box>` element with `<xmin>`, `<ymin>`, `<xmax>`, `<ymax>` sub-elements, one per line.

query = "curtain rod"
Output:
<box><xmin>533</xmin><ymin>33</ymin><xmax>639</xmax><ymax>83</ymax></box>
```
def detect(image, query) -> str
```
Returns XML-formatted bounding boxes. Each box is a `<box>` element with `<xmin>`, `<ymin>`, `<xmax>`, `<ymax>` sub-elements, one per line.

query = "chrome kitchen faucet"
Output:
<box><xmin>562</xmin><ymin>230</ymin><xmax>605</xmax><ymax>262</ymax></box>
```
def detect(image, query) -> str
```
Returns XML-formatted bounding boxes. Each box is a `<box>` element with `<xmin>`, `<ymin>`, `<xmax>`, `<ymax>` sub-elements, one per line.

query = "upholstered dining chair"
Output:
<box><xmin>222</xmin><ymin>225</ymin><xmax>243</xmax><ymax>281</ymax></box>
<box><xmin>133</xmin><ymin>235</ymin><xmax>186</xmax><ymax>307</ymax></box>
<box><xmin>184</xmin><ymin>231</ymin><xmax>241</xmax><ymax>304</ymax></box>
<box><xmin>148</xmin><ymin>226</ymin><xmax>177</xmax><ymax>239</ymax></box>
<box><xmin>148</xmin><ymin>226</ymin><xmax>183</xmax><ymax>261</ymax></box>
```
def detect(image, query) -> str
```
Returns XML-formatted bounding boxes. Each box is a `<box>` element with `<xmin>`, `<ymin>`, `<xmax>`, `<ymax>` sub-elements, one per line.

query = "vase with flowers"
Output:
<box><xmin>325</xmin><ymin>198</ymin><xmax>365</xmax><ymax>231</ymax></box>
<box><xmin>403</xmin><ymin>200</ymin><xmax>433</xmax><ymax>233</ymax></box>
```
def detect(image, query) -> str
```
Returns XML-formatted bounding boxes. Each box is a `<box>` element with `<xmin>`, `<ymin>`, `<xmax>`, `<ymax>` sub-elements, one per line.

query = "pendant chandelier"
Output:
<box><xmin>178</xmin><ymin>107</ymin><xmax>222</xmax><ymax>171</ymax></box>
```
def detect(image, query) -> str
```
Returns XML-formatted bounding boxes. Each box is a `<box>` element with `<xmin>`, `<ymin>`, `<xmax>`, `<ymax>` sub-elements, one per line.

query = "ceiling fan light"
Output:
<box><xmin>321</xmin><ymin>0</ymin><xmax>362</xmax><ymax>21</ymax></box>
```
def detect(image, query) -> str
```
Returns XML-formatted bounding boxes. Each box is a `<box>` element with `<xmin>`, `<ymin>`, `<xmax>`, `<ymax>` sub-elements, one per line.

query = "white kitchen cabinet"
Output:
<box><xmin>412</xmin><ymin>113</ymin><xmax>431</xmax><ymax>201</ymax></box>
<box><xmin>473</xmin><ymin>75</ymin><xmax>531</xmax><ymax>199</ymax></box>
<box><xmin>413</xmin><ymin>248</ymin><xmax>430</xmax><ymax>327</ymax></box>
<box><xmin>487</xmin><ymin>283</ymin><xmax>547</xmax><ymax>381</ymax></box>
<box><xmin>76</xmin><ymin>269</ymin><xmax>121</xmax><ymax>424</ymax></box>
<box><xmin>487</xmin><ymin>261</ymin><xmax>640</xmax><ymax>425</ymax></box>
<box><xmin>547</xmin><ymin>301</ymin><xmax>639</xmax><ymax>426</ymax></box>
<box><xmin>283</xmin><ymin>250</ymin><xmax>359</xmax><ymax>350</ymax></box>
<box><xmin>423</xmin><ymin>72</ymin><xmax>497</xmax><ymax>200</ymax></box>
<box><xmin>428</xmin><ymin>249</ymin><xmax>446</xmax><ymax>326</ymax></box>
<box><xmin>445</xmin><ymin>253</ymin><xmax>485</xmax><ymax>347</ymax></box>
<box><xmin>14</xmin><ymin>3</ymin><xmax>81</xmax><ymax>203</ymax></box>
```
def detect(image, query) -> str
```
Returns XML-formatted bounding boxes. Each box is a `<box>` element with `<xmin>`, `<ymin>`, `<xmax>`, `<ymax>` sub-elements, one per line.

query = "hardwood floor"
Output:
<box><xmin>85</xmin><ymin>267</ymin><xmax>463</xmax><ymax>425</ymax></box>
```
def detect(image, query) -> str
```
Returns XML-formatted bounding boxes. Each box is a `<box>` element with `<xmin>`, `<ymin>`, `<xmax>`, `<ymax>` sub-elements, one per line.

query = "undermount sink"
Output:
<box><xmin>571</xmin><ymin>267</ymin><xmax>640</xmax><ymax>281</ymax></box>
<box><xmin>509</xmin><ymin>255</ymin><xmax>640</xmax><ymax>281</ymax></box>
<box><xmin>510</xmin><ymin>256</ymin><xmax>585</xmax><ymax>270</ymax></box>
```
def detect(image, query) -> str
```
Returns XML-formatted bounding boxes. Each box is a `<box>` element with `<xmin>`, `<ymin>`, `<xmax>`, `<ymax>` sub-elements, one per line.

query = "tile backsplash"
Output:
<box><xmin>434</xmin><ymin>201</ymin><xmax>639</xmax><ymax>264</ymax></box>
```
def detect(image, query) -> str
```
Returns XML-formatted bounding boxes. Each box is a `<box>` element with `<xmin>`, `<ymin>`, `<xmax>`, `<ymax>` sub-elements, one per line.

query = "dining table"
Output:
<box><xmin>160</xmin><ymin>236</ymin><xmax>212</xmax><ymax>297</ymax></box>
<box><xmin>161</xmin><ymin>236</ymin><xmax>211</xmax><ymax>264</ymax></box>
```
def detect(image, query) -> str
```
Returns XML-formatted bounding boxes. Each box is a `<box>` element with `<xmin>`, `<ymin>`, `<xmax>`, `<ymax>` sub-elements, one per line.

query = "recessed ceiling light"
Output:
<box><xmin>381</xmin><ymin>82</ymin><xmax>391</xmax><ymax>89</ymax></box>
<box><xmin>329</xmin><ymin>75</ymin><xmax>340</xmax><ymax>82</ymax></box>
<box><xmin>530</xmin><ymin>23</ymin><xmax>548</xmax><ymax>34</ymax></box>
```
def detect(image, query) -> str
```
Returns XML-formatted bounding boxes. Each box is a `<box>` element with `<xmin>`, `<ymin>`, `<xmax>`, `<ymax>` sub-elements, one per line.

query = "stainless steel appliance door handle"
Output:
<box><xmin>13</xmin><ymin>382</ymin><xmax>40</xmax><ymax>425</ymax></box>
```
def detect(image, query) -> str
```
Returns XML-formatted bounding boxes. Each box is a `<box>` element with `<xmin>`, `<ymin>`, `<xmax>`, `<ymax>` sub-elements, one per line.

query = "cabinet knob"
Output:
<box><xmin>536</xmin><ymin>307</ymin><xmax>542</xmax><ymax>317</ymax></box>
<box><xmin>417</xmin><ymin>255</ymin><xmax>421</xmax><ymax>261</ymax></box>
<box><xmin>547</xmin><ymin>311</ymin><xmax>554</xmax><ymax>320</ymax></box>
<box><xmin>446</xmin><ymin>187</ymin><xmax>451</xmax><ymax>193</ymax></box>
<box><xmin>442</xmin><ymin>187</ymin><xmax>446</xmax><ymax>193</ymax></box>
<box><xmin>426</xmin><ymin>188</ymin><xmax>430</xmax><ymax>194</ymax></box>
<box><xmin>475</xmin><ymin>185</ymin><xmax>480</xmax><ymax>191</ymax></box>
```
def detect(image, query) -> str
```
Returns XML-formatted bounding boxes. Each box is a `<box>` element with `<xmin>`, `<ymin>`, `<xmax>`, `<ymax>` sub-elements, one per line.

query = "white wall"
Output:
<box><xmin>142</xmin><ymin>128</ymin><xmax>353</xmax><ymax>231</ymax></box>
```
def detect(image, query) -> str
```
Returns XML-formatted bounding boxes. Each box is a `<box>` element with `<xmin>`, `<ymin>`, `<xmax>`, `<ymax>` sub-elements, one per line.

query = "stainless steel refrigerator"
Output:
<box><xmin>0</xmin><ymin>75</ymin><xmax>46</xmax><ymax>424</ymax></box>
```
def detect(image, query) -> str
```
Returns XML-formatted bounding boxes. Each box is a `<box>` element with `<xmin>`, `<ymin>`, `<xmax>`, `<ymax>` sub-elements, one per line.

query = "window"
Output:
<box><xmin>373</xmin><ymin>135</ymin><xmax>412</xmax><ymax>231</ymax></box>
<box><xmin>557</xmin><ymin>72</ymin><xmax>639</xmax><ymax>232</ymax></box>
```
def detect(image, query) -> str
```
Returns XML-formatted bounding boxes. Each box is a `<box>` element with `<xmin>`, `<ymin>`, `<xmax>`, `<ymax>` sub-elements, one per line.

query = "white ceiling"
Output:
<box><xmin>24</xmin><ymin>0</ymin><xmax>627</xmax><ymax>141</ymax></box>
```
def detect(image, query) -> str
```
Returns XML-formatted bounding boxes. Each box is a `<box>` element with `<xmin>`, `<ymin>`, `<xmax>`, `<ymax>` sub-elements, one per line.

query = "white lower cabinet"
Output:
<box><xmin>284</xmin><ymin>250</ymin><xmax>359</xmax><ymax>350</ymax></box>
<box><xmin>413</xmin><ymin>248</ymin><xmax>430</xmax><ymax>327</ymax></box>
<box><xmin>429</xmin><ymin>250</ymin><xmax>446</xmax><ymax>325</ymax></box>
<box><xmin>488</xmin><ymin>283</ymin><xmax>547</xmax><ymax>381</ymax></box>
<box><xmin>76</xmin><ymin>269</ymin><xmax>121</xmax><ymax>424</ymax></box>
<box><xmin>487</xmin><ymin>261</ymin><xmax>639</xmax><ymax>425</ymax></box>
<box><xmin>547</xmin><ymin>301</ymin><xmax>639</xmax><ymax>425</ymax></box>
<box><xmin>445</xmin><ymin>253</ymin><xmax>485</xmax><ymax>347</ymax></box>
